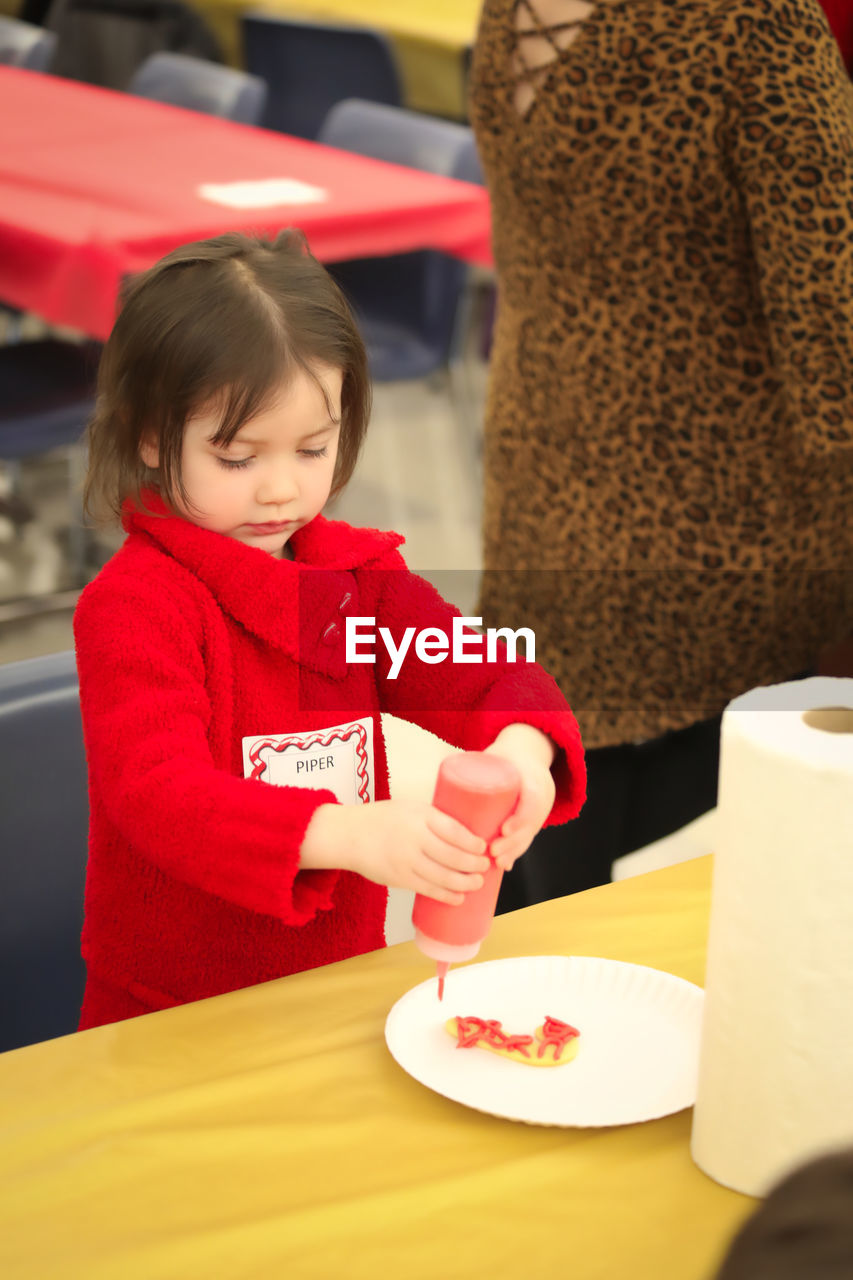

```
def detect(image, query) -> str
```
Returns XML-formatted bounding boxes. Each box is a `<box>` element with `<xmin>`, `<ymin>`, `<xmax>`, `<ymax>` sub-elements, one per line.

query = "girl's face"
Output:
<box><xmin>143</xmin><ymin>363</ymin><xmax>343</xmax><ymax>556</ymax></box>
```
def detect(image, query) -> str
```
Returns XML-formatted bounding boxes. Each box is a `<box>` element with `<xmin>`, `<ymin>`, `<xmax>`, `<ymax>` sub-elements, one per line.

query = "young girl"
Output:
<box><xmin>74</xmin><ymin>230</ymin><xmax>585</xmax><ymax>1030</ymax></box>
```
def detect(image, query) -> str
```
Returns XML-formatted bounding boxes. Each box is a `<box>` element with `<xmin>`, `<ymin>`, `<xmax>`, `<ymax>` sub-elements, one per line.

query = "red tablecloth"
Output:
<box><xmin>0</xmin><ymin>67</ymin><xmax>492</xmax><ymax>339</ymax></box>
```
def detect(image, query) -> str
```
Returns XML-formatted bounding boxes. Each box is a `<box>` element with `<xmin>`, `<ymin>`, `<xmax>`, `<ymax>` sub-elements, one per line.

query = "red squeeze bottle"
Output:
<box><xmin>412</xmin><ymin>752</ymin><xmax>521</xmax><ymax>1000</ymax></box>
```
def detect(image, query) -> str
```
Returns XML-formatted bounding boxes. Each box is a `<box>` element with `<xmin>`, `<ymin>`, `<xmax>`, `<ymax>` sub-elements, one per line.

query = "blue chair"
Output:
<box><xmin>242</xmin><ymin>13</ymin><xmax>402</xmax><ymax>140</ymax></box>
<box><xmin>0</xmin><ymin>15</ymin><xmax>57</xmax><ymax>69</ymax></box>
<box><xmin>128</xmin><ymin>50</ymin><xmax>268</xmax><ymax>123</ymax></box>
<box><xmin>0</xmin><ymin>651</ymin><xmax>88</xmax><ymax>1053</ymax></box>
<box><xmin>316</xmin><ymin>99</ymin><xmax>485</xmax><ymax>383</ymax></box>
<box><xmin>0</xmin><ymin>339</ymin><xmax>99</xmax><ymax>590</ymax></box>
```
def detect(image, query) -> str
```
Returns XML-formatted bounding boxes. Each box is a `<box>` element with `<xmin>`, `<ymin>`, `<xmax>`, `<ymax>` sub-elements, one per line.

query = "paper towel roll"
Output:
<box><xmin>691</xmin><ymin>677</ymin><xmax>853</xmax><ymax>1197</ymax></box>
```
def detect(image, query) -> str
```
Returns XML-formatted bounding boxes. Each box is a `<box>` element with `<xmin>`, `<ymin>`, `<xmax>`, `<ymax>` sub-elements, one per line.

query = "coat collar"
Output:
<box><xmin>123</xmin><ymin>493</ymin><xmax>404</xmax><ymax>664</ymax></box>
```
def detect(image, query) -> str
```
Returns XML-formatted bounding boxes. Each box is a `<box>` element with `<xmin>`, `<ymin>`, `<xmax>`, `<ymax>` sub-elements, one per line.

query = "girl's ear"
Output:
<box><xmin>139</xmin><ymin>435</ymin><xmax>159</xmax><ymax>469</ymax></box>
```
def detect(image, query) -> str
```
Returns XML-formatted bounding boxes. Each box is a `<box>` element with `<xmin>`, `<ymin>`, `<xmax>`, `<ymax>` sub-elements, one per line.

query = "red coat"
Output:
<box><xmin>74</xmin><ymin>500</ymin><xmax>585</xmax><ymax>1027</ymax></box>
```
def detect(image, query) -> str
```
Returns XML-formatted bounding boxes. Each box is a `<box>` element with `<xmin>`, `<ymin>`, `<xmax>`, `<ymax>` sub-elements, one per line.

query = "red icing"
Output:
<box><xmin>453</xmin><ymin>1016</ymin><xmax>535</xmax><ymax>1059</ymax></box>
<box><xmin>453</xmin><ymin>1015</ymin><xmax>579</xmax><ymax>1061</ymax></box>
<box><xmin>537</xmin><ymin>1016</ymin><xmax>581</xmax><ymax>1061</ymax></box>
<box><xmin>412</xmin><ymin>755</ymin><xmax>520</xmax><ymax>948</ymax></box>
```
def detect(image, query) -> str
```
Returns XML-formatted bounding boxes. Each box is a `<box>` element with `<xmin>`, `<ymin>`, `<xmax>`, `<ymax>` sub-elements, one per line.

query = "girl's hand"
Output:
<box><xmin>300</xmin><ymin>800</ymin><xmax>490</xmax><ymax>905</ymax></box>
<box><xmin>484</xmin><ymin>725</ymin><xmax>557</xmax><ymax>871</ymax></box>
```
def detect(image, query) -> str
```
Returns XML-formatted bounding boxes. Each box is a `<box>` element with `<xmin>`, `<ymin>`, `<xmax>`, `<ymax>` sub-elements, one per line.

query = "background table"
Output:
<box><xmin>201</xmin><ymin>0</ymin><xmax>482</xmax><ymax>119</ymax></box>
<box><xmin>0</xmin><ymin>66</ymin><xmax>491</xmax><ymax>339</ymax></box>
<box><xmin>0</xmin><ymin>857</ymin><xmax>756</xmax><ymax>1280</ymax></box>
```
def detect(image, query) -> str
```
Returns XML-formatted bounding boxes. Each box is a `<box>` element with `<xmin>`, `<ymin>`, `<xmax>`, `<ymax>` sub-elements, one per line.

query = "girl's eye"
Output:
<box><xmin>301</xmin><ymin>447</ymin><xmax>328</xmax><ymax>459</ymax></box>
<box><xmin>217</xmin><ymin>456</ymin><xmax>252</xmax><ymax>470</ymax></box>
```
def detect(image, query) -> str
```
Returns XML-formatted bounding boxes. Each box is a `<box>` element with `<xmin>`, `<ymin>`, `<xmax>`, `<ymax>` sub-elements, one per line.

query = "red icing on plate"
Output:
<box><xmin>447</xmin><ymin>1015</ymin><xmax>580</xmax><ymax>1066</ymax></box>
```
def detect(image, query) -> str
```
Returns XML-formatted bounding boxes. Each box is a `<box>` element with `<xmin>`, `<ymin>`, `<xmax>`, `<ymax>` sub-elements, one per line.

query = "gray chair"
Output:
<box><xmin>316</xmin><ymin>99</ymin><xmax>485</xmax><ymax>383</ymax></box>
<box><xmin>0</xmin><ymin>651</ymin><xmax>88</xmax><ymax>1052</ymax></box>
<box><xmin>242</xmin><ymin>12</ymin><xmax>402</xmax><ymax>140</ymax></box>
<box><xmin>0</xmin><ymin>15</ymin><xmax>57</xmax><ymax>69</ymax></box>
<box><xmin>128</xmin><ymin>50</ymin><xmax>268</xmax><ymax>123</ymax></box>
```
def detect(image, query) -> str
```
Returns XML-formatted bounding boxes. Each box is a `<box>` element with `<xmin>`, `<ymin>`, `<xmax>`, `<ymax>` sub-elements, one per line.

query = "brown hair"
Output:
<box><xmin>84</xmin><ymin>229</ymin><xmax>371</xmax><ymax>522</ymax></box>
<box><xmin>714</xmin><ymin>1148</ymin><xmax>853</xmax><ymax>1280</ymax></box>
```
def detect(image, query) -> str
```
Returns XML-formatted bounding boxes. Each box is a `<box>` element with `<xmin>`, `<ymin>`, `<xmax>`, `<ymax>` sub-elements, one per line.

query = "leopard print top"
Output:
<box><xmin>470</xmin><ymin>0</ymin><xmax>853</xmax><ymax>748</ymax></box>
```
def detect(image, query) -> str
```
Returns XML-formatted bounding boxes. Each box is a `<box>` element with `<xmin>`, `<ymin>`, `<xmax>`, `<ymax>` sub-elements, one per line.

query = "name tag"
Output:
<box><xmin>242</xmin><ymin>716</ymin><xmax>374</xmax><ymax>805</ymax></box>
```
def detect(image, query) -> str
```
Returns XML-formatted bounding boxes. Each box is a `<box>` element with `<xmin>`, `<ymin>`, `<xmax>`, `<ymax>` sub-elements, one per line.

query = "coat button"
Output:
<box><xmin>338</xmin><ymin>591</ymin><xmax>353</xmax><ymax>612</ymax></box>
<box><xmin>321</xmin><ymin>620</ymin><xmax>341</xmax><ymax>644</ymax></box>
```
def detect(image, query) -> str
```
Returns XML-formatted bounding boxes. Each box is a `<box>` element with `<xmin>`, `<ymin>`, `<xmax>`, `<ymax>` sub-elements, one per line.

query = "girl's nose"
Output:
<box><xmin>257</xmin><ymin>460</ymin><xmax>299</xmax><ymax>506</ymax></box>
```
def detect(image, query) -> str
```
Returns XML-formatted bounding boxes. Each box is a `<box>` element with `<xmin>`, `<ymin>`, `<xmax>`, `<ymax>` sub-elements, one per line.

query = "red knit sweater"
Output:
<box><xmin>74</xmin><ymin>502</ymin><xmax>585</xmax><ymax>1027</ymax></box>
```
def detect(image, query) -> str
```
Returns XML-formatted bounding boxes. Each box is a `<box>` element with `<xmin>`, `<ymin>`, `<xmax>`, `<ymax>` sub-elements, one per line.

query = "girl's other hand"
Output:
<box><xmin>300</xmin><ymin>800</ymin><xmax>490</xmax><ymax>905</ymax></box>
<box><xmin>484</xmin><ymin>725</ymin><xmax>557</xmax><ymax>871</ymax></box>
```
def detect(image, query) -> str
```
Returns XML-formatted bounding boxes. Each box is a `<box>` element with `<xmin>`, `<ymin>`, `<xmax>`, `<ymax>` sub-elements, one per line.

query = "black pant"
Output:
<box><xmin>496</xmin><ymin>714</ymin><xmax>722</xmax><ymax>913</ymax></box>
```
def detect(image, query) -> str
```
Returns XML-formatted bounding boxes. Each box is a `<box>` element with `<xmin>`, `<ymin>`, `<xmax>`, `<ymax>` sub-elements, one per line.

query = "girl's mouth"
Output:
<box><xmin>247</xmin><ymin>521</ymin><xmax>295</xmax><ymax>534</ymax></box>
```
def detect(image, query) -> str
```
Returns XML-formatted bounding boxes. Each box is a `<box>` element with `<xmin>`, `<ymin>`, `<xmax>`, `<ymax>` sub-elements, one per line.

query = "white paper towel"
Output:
<box><xmin>691</xmin><ymin>677</ymin><xmax>853</xmax><ymax>1197</ymax></box>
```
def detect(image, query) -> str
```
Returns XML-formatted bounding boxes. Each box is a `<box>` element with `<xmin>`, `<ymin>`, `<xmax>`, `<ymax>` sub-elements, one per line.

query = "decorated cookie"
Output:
<box><xmin>446</xmin><ymin>1015</ymin><xmax>580</xmax><ymax>1066</ymax></box>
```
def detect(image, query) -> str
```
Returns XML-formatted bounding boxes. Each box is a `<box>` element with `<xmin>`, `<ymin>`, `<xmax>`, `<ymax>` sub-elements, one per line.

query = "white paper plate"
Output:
<box><xmin>385</xmin><ymin>955</ymin><xmax>704</xmax><ymax>1127</ymax></box>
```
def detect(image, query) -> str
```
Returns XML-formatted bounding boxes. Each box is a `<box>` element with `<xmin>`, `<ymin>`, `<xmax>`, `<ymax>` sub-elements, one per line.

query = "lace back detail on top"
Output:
<box><xmin>511</xmin><ymin>0</ymin><xmax>596</xmax><ymax>116</ymax></box>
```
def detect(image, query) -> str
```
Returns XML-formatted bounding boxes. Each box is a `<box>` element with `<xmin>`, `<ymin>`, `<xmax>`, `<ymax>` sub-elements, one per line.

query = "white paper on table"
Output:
<box><xmin>197</xmin><ymin>178</ymin><xmax>328</xmax><ymax>209</ymax></box>
<box><xmin>691</xmin><ymin>677</ymin><xmax>853</xmax><ymax>1196</ymax></box>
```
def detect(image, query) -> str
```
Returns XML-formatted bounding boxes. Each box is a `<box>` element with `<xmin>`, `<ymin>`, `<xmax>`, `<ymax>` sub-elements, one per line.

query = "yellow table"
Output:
<box><xmin>0</xmin><ymin>857</ymin><xmax>755</xmax><ymax>1280</ymax></box>
<box><xmin>200</xmin><ymin>0</ymin><xmax>482</xmax><ymax>119</ymax></box>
